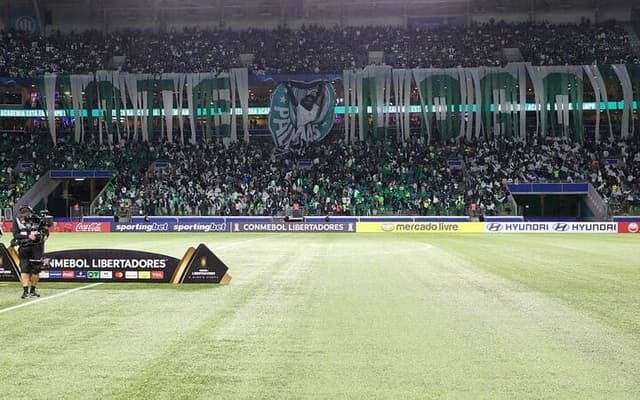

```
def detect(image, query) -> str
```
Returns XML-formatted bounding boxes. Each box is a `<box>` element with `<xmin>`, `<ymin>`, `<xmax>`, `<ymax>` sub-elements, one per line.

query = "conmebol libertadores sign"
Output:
<box><xmin>0</xmin><ymin>243</ymin><xmax>231</xmax><ymax>284</ymax></box>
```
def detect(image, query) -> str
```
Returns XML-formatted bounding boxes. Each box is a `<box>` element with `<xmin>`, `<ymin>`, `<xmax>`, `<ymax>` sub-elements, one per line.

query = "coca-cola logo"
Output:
<box><xmin>75</xmin><ymin>223</ymin><xmax>106</xmax><ymax>232</ymax></box>
<box><xmin>1</xmin><ymin>222</ymin><xmax>11</xmax><ymax>233</ymax></box>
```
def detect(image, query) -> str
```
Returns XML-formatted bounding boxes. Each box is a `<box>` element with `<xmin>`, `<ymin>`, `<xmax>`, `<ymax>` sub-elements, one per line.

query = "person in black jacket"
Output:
<box><xmin>12</xmin><ymin>206</ymin><xmax>48</xmax><ymax>299</ymax></box>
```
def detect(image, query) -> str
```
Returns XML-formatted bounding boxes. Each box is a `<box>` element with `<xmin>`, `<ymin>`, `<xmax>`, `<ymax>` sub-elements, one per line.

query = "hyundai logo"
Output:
<box><xmin>487</xmin><ymin>223</ymin><xmax>503</xmax><ymax>232</ymax></box>
<box><xmin>553</xmin><ymin>223</ymin><xmax>569</xmax><ymax>232</ymax></box>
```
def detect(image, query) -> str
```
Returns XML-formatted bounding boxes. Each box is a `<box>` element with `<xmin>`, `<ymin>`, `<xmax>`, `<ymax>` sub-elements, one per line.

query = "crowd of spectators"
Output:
<box><xmin>1</xmin><ymin>18</ymin><xmax>638</xmax><ymax>217</ymax></box>
<box><xmin>92</xmin><ymin>137</ymin><xmax>467</xmax><ymax>217</ymax></box>
<box><xmin>0</xmin><ymin>131</ymin><xmax>156</xmax><ymax>212</ymax></box>
<box><xmin>2</xmin><ymin>130</ymin><xmax>638</xmax><ymax>218</ymax></box>
<box><xmin>1</xmin><ymin>20</ymin><xmax>637</xmax><ymax>77</ymax></box>
<box><xmin>463</xmin><ymin>137</ymin><xmax>640</xmax><ymax>216</ymax></box>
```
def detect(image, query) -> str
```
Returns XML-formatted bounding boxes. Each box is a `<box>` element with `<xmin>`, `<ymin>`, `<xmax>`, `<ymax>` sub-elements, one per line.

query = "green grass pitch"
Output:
<box><xmin>1</xmin><ymin>232</ymin><xmax>639</xmax><ymax>399</ymax></box>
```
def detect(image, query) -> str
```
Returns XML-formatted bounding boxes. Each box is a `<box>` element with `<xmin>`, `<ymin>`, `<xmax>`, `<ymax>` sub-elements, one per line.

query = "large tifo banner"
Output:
<box><xmin>39</xmin><ymin>69</ymin><xmax>250</xmax><ymax>145</ymax></box>
<box><xmin>0</xmin><ymin>243</ymin><xmax>231</xmax><ymax>284</ymax></box>
<box><xmin>343</xmin><ymin>64</ymin><xmax>640</xmax><ymax>143</ymax></box>
<box><xmin>268</xmin><ymin>80</ymin><xmax>336</xmax><ymax>150</ymax></box>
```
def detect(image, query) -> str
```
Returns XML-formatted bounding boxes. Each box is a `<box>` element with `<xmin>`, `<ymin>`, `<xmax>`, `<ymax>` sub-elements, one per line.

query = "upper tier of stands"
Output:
<box><xmin>1</xmin><ymin>21</ymin><xmax>637</xmax><ymax>77</ymax></box>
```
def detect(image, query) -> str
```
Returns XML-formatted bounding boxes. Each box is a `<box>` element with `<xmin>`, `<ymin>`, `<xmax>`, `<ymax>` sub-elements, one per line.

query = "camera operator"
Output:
<box><xmin>12</xmin><ymin>206</ymin><xmax>50</xmax><ymax>299</ymax></box>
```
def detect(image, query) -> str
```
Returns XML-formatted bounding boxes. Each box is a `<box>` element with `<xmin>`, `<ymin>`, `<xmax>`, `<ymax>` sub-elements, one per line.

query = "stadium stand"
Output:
<box><xmin>0</xmin><ymin>21</ymin><xmax>638</xmax><ymax>76</ymax></box>
<box><xmin>1</xmin><ymin>131</ymin><xmax>638</xmax><ymax>217</ymax></box>
<box><xmin>0</xmin><ymin>4</ymin><xmax>638</xmax><ymax>219</ymax></box>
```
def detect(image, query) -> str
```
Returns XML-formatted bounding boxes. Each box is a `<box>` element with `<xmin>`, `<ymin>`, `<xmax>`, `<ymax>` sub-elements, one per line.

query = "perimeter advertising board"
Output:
<box><xmin>1</xmin><ymin>221</ymin><xmax>112</xmax><ymax>233</ymax></box>
<box><xmin>232</xmin><ymin>222</ymin><xmax>355</xmax><ymax>233</ymax></box>
<box><xmin>484</xmin><ymin>222</ymin><xmax>618</xmax><ymax>233</ymax></box>
<box><xmin>356</xmin><ymin>222</ymin><xmax>485</xmax><ymax>233</ymax></box>
<box><xmin>50</xmin><ymin>222</ymin><xmax>112</xmax><ymax>233</ymax></box>
<box><xmin>618</xmin><ymin>222</ymin><xmax>640</xmax><ymax>234</ymax></box>
<box><xmin>113</xmin><ymin>222</ymin><xmax>230</xmax><ymax>233</ymax></box>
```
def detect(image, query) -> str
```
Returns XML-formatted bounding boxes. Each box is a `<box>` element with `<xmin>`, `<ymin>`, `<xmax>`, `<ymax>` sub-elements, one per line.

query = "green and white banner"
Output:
<box><xmin>343</xmin><ymin>64</ymin><xmax>605</xmax><ymax>142</ymax></box>
<box><xmin>527</xmin><ymin>65</ymin><xmax>584</xmax><ymax>141</ymax></box>
<box><xmin>33</xmin><ymin>64</ymin><xmax>640</xmax><ymax>145</ymax></box>
<box><xmin>268</xmin><ymin>80</ymin><xmax>336</xmax><ymax>149</ymax></box>
<box><xmin>392</xmin><ymin>69</ymin><xmax>412</xmax><ymax>141</ymax></box>
<box><xmin>629</xmin><ymin>64</ymin><xmax>640</xmax><ymax>138</ymax></box>
<box><xmin>612</xmin><ymin>64</ymin><xmax>634</xmax><ymax>139</ymax></box>
<box><xmin>343</xmin><ymin>66</ymin><xmax>394</xmax><ymax>142</ymax></box>
<box><xmin>413</xmin><ymin>68</ymin><xmax>472</xmax><ymax>142</ymax></box>
<box><xmin>583</xmin><ymin>65</ymin><xmax>612</xmax><ymax>142</ymax></box>
<box><xmin>477</xmin><ymin>64</ymin><xmax>527</xmax><ymax>140</ymax></box>
<box><xmin>40</xmin><ymin>69</ymin><xmax>248</xmax><ymax>145</ymax></box>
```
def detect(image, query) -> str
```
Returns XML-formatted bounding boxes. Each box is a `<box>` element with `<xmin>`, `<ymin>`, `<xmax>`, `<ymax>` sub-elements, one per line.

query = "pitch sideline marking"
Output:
<box><xmin>1</xmin><ymin>234</ymin><xmax>287</xmax><ymax>314</ymax></box>
<box><xmin>0</xmin><ymin>282</ymin><xmax>103</xmax><ymax>315</ymax></box>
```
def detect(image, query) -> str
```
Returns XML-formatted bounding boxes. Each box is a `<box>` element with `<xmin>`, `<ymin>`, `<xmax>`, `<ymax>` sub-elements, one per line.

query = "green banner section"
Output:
<box><xmin>1</xmin><ymin>101</ymin><xmax>635</xmax><ymax>118</ymax></box>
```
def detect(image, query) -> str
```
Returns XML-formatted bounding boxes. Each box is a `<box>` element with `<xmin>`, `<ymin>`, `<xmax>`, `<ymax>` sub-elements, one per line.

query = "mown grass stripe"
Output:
<box><xmin>0</xmin><ymin>282</ymin><xmax>103</xmax><ymax>315</ymax></box>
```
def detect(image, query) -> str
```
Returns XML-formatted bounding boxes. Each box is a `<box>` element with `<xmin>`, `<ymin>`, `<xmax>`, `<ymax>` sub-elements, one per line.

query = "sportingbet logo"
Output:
<box><xmin>114</xmin><ymin>223</ymin><xmax>169</xmax><ymax>232</ymax></box>
<box><xmin>172</xmin><ymin>223</ymin><xmax>227</xmax><ymax>232</ymax></box>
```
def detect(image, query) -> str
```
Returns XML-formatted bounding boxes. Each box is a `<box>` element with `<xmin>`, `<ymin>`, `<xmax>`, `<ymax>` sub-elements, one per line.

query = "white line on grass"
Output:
<box><xmin>0</xmin><ymin>282</ymin><xmax>103</xmax><ymax>315</ymax></box>
<box><xmin>214</xmin><ymin>234</ymin><xmax>293</xmax><ymax>250</ymax></box>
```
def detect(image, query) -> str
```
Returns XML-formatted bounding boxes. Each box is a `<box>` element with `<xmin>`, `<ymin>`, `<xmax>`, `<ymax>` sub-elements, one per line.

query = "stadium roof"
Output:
<box><xmin>9</xmin><ymin>0</ymin><xmax>631</xmax><ymax>17</ymax></box>
<box><xmin>5</xmin><ymin>0</ymin><xmax>632</xmax><ymax>28</ymax></box>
